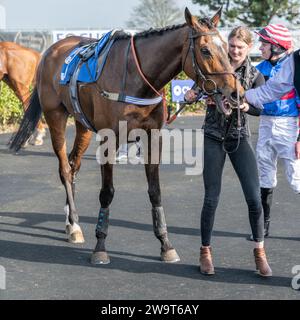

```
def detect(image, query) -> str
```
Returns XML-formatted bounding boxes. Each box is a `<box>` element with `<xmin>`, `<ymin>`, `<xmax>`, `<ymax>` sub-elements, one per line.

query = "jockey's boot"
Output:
<box><xmin>261</xmin><ymin>187</ymin><xmax>273</xmax><ymax>237</ymax></box>
<box><xmin>199</xmin><ymin>246</ymin><xmax>215</xmax><ymax>275</ymax></box>
<box><xmin>253</xmin><ymin>247</ymin><xmax>272</xmax><ymax>277</ymax></box>
<box><xmin>264</xmin><ymin>219</ymin><xmax>270</xmax><ymax>237</ymax></box>
<box><xmin>248</xmin><ymin>187</ymin><xmax>273</xmax><ymax>241</ymax></box>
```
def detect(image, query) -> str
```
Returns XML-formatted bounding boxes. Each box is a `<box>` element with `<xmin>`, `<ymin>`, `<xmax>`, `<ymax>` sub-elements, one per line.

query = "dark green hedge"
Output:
<box><xmin>0</xmin><ymin>82</ymin><xmax>23</xmax><ymax>127</ymax></box>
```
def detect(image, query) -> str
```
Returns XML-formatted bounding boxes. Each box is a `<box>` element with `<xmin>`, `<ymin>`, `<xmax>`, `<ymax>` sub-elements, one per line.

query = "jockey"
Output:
<box><xmin>245</xmin><ymin>24</ymin><xmax>300</xmax><ymax>239</ymax></box>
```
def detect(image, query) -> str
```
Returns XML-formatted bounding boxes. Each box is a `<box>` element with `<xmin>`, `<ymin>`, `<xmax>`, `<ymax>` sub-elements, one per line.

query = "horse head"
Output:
<box><xmin>183</xmin><ymin>7</ymin><xmax>244</xmax><ymax>116</ymax></box>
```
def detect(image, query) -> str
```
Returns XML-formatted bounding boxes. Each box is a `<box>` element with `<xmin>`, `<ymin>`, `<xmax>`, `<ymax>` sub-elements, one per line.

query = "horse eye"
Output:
<box><xmin>200</xmin><ymin>47</ymin><xmax>211</xmax><ymax>56</ymax></box>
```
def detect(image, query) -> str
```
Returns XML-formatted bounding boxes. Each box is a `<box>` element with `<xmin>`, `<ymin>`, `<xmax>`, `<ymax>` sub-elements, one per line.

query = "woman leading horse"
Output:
<box><xmin>10</xmin><ymin>8</ymin><xmax>244</xmax><ymax>265</ymax></box>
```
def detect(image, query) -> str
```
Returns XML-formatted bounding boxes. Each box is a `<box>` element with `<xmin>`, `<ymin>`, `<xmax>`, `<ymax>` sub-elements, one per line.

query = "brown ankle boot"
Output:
<box><xmin>253</xmin><ymin>248</ymin><xmax>272</xmax><ymax>277</ymax></box>
<box><xmin>200</xmin><ymin>246</ymin><xmax>215</xmax><ymax>275</ymax></box>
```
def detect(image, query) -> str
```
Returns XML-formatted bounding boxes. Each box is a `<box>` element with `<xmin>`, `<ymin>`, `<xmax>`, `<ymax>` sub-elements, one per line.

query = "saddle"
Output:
<box><xmin>60</xmin><ymin>30</ymin><xmax>116</xmax><ymax>84</ymax></box>
<box><xmin>60</xmin><ymin>31</ymin><xmax>118</xmax><ymax>131</ymax></box>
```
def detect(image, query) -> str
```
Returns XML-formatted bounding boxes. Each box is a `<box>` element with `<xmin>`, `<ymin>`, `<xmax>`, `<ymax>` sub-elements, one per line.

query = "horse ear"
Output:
<box><xmin>185</xmin><ymin>7</ymin><xmax>198</xmax><ymax>28</ymax></box>
<box><xmin>185</xmin><ymin>7</ymin><xmax>193</xmax><ymax>26</ymax></box>
<box><xmin>211</xmin><ymin>6</ymin><xmax>223</xmax><ymax>27</ymax></box>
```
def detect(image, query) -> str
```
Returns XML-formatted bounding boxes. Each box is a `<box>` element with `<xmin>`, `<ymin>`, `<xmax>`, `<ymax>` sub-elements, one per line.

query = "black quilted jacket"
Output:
<box><xmin>202</xmin><ymin>57</ymin><xmax>265</xmax><ymax>142</ymax></box>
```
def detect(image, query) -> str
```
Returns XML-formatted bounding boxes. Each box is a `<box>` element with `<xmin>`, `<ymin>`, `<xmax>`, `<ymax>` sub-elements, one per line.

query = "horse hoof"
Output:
<box><xmin>30</xmin><ymin>137</ymin><xmax>44</xmax><ymax>146</ymax></box>
<box><xmin>32</xmin><ymin>139</ymin><xmax>44</xmax><ymax>146</ymax></box>
<box><xmin>161</xmin><ymin>249</ymin><xmax>180</xmax><ymax>263</ymax></box>
<box><xmin>91</xmin><ymin>252</ymin><xmax>110</xmax><ymax>265</ymax></box>
<box><xmin>29</xmin><ymin>129</ymin><xmax>46</xmax><ymax>146</ymax></box>
<box><xmin>21</xmin><ymin>140</ymin><xmax>29</xmax><ymax>149</ymax></box>
<box><xmin>68</xmin><ymin>231</ymin><xmax>85</xmax><ymax>244</ymax></box>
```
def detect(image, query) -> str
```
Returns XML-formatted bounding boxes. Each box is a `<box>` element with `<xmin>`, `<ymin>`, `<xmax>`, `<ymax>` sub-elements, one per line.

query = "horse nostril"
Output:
<box><xmin>231</xmin><ymin>92</ymin><xmax>238</xmax><ymax>102</ymax></box>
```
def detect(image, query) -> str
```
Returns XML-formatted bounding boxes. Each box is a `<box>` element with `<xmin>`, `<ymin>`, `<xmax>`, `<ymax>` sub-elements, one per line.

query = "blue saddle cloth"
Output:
<box><xmin>60</xmin><ymin>31</ymin><xmax>114</xmax><ymax>84</ymax></box>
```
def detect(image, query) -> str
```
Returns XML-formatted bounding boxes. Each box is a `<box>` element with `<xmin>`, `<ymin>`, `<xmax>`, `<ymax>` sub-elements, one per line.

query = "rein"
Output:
<box><xmin>222</xmin><ymin>86</ymin><xmax>241</xmax><ymax>154</ymax></box>
<box><xmin>99</xmin><ymin>35</ymin><xmax>164</xmax><ymax>106</ymax></box>
<box><xmin>130</xmin><ymin>35</ymin><xmax>165</xmax><ymax>101</ymax></box>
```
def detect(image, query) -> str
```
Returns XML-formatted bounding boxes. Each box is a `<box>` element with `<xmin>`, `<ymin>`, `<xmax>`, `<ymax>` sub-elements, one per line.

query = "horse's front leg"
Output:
<box><xmin>91</xmin><ymin>160</ymin><xmax>115</xmax><ymax>265</ymax></box>
<box><xmin>145</xmin><ymin>135</ymin><xmax>180</xmax><ymax>263</ymax></box>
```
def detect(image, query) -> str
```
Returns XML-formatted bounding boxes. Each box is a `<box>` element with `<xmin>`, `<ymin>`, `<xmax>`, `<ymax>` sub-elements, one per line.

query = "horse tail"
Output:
<box><xmin>10</xmin><ymin>87</ymin><xmax>42</xmax><ymax>152</ymax></box>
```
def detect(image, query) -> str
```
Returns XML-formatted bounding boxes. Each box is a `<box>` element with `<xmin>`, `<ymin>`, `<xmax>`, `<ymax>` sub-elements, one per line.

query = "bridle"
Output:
<box><xmin>184</xmin><ymin>28</ymin><xmax>237</xmax><ymax>97</ymax></box>
<box><xmin>183</xmin><ymin>27</ymin><xmax>242</xmax><ymax>153</ymax></box>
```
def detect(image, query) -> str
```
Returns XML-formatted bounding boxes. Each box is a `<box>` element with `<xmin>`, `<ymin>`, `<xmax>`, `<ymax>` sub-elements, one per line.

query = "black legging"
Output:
<box><xmin>201</xmin><ymin>136</ymin><xmax>264</xmax><ymax>245</ymax></box>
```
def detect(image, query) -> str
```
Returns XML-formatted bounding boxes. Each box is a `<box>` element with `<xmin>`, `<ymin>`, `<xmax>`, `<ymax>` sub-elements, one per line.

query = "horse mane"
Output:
<box><xmin>77</xmin><ymin>18</ymin><xmax>213</xmax><ymax>46</ymax></box>
<box><xmin>114</xmin><ymin>23</ymin><xmax>187</xmax><ymax>40</ymax></box>
<box><xmin>113</xmin><ymin>17</ymin><xmax>215</xmax><ymax>40</ymax></box>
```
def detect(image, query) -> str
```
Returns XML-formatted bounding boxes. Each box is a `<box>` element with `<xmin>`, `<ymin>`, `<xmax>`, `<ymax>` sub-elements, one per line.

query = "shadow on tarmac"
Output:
<box><xmin>0</xmin><ymin>237</ymin><xmax>292</xmax><ymax>288</ymax></box>
<box><xmin>1</xmin><ymin>211</ymin><xmax>299</xmax><ymax>241</ymax></box>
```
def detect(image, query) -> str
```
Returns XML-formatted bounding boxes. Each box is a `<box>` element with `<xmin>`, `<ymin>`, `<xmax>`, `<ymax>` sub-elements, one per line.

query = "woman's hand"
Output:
<box><xmin>239</xmin><ymin>102</ymin><xmax>250</xmax><ymax>112</ymax></box>
<box><xmin>206</xmin><ymin>96</ymin><xmax>215</xmax><ymax>105</ymax></box>
<box><xmin>184</xmin><ymin>90</ymin><xmax>198</xmax><ymax>103</ymax></box>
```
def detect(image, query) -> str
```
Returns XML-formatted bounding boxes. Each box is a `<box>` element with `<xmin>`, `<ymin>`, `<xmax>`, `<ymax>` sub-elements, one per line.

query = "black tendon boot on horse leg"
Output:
<box><xmin>152</xmin><ymin>207</ymin><xmax>180</xmax><ymax>262</ymax></box>
<box><xmin>145</xmin><ymin>133</ymin><xmax>180</xmax><ymax>263</ymax></box>
<box><xmin>91</xmin><ymin>161</ymin><xmax>115</xmax><ymax>265</ymax></box>
<box><xmin>91</xmin><ymin>207</ymin><xmax>110</xmax><ymax>265</ymax></box>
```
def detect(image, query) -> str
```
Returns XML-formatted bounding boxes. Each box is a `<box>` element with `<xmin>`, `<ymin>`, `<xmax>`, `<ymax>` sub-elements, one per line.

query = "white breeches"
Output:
<box><xmin>256</xmin><ymin>116</ymin><xmax>300</xmax><ymax>193</ymax></box>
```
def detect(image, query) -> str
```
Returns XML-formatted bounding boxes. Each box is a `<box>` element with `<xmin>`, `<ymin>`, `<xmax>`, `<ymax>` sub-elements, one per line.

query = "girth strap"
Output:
<box><xmin>69</xmin><ymin>60</ymin><xmax>97</xmax><ymax>132</ymax></box>
<box><xmin>100</xmin><ymin>90</ymin><xmax>162</xmax><ymax>106</ymax></box>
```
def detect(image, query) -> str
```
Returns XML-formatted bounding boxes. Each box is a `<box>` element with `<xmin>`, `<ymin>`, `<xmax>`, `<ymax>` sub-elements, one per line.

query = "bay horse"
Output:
<box><xmin>10</xmin><ymin>8</ymin><xmax>244</xmax><ymax>265</ymax></box>
<box><xmin>0</xmin><ymin>41</ymin><xmax>46</xmax><ymax>145</ymax></box>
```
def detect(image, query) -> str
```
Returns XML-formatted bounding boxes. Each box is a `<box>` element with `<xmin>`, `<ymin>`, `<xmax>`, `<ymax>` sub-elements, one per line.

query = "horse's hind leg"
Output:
<box><xmin>44</xmin><ymin>107</ymin><xmax>84</xmax><ymax>244</ymax></box>
<box><xmin>145</xmin><ymin>134</ymin><xmax>180</xmax><ymax>263</ymax></box>
<box><xmin>65</xmin><ymin>121</ymin><xmax>93</xmax><ymax>238</ymax></box>
<box><xmin>91</xmin><ymin>150</ymin><xmax>116</xmax><ymax>265</ymax></box>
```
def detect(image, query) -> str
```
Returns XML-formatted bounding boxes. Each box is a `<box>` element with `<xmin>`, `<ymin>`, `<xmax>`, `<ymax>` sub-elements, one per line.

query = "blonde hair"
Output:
<box><xmin>228</xmin><ymin>26</ymin><xmax>253</xmax><ymax>46</ymax></box>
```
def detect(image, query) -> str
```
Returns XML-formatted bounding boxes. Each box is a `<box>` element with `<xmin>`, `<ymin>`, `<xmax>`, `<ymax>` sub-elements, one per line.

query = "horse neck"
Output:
<box><xmin>130</xmin><ymin>25</ymin><xmax>189</xmax><ymax>97</ymax></box>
